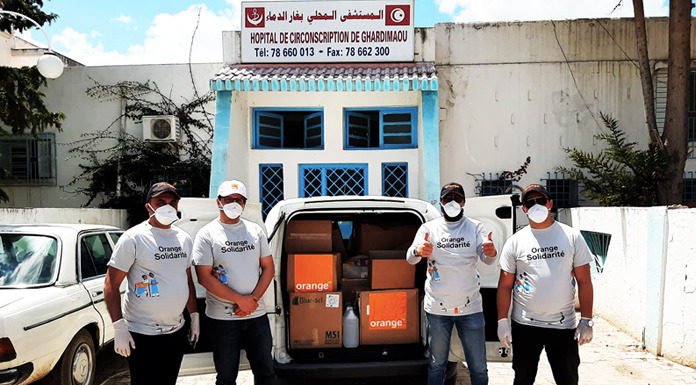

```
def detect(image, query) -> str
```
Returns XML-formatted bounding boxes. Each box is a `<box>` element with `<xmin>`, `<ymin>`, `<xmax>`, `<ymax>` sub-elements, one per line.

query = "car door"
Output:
<box><xmin>79</xmin><ymin>231</ymin><xmax>120</xmax><ymax>344</ymax></box>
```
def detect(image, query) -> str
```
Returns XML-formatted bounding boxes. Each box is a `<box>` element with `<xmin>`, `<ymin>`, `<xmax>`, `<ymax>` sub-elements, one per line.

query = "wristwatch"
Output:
<box><xmin>580</xmin><ymin>318</ymin><xmax>594</xmax><ymax>327</ymax></box>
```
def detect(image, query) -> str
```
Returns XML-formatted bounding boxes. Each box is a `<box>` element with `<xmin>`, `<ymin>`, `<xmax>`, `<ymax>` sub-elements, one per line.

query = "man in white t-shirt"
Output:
<box><xmin>497</xmin><ymin>184</ymin><xmax>594</xmax><ymax>385</ymax></box>
<box><xmin>192</xmin><ymin>180</ymin><xmax>277</xmax><ymax>385</ymax></box>
<box><xmin>104</xmin><ymin>182</ymin><xmax>199</xmax><ymax>385</ymax></box>
<box><xmin>407</xmin><ymin>182</ymin><xmax>497</xmax><ymax>385</ymax></box>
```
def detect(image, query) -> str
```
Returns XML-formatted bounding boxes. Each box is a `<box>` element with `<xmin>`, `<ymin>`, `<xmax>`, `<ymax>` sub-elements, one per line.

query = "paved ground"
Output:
<box><xmin>97</xmin><ymin>316</ymin><xmax>696</xmax><ymax>385</ymax></box>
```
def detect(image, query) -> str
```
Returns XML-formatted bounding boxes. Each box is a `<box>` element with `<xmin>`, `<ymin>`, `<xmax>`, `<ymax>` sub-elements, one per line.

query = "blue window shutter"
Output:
<box><xmin>346</xmin><ymin>111</ymin><xmax>371</xmax><ymax>148</ymax></box>
<box><xmin>304</xmin><ymin>112</ymin><xmax>323</xmax><ymax>148</ymax></box>
<box><xmin>255</xmin><ymin>111</ymin><xmax>283</xmax><ymax>148</ymax></box>
<box><xmin>381</xmin><ymin>108</ymin><xmax>416</xmax><ymax>148</ymax></box>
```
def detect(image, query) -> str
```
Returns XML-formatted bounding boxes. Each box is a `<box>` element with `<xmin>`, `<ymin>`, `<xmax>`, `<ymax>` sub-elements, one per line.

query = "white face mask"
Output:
<box><xmin>441</xmin><ymin>201</ymin><xmax>463</xmax><ymax>218</ymax></box>
<box><xmin>148</xmin><ymin>204</ymin><xmax>178</xmax><ymax>226</ymax></box>
<box><xmin>221</xmin><ymin>202</ymin><xmax>244</xmax><ymax>219</ymax></box>
<box><xmin>526</xmin><ymin>204</ymin><xmax>549</xmax><ymax>223</ymax></box>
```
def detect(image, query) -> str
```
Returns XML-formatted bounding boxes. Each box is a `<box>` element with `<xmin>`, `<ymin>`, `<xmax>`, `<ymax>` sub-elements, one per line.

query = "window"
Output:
<box><xmin>544</xmin><ymin>174</ymin><xmax>579</xmax><ymax>208</ymax></box>
<box><xmin>299</xmin><ymin>164</ymin><xmax>368</xmax><ymax>197</ymax></box>
<box><xmin>109</xmin><ymin>232</ymin><xmax>122</xmax><ymax>245</ymax></box>
<box><xmin>344</xmin><ymin>107</ymin><xmax>418</xmax><ymax>149</ymax></box>
<box><xmin>382</xmin><ymin>163</ymin><xmax>408</xmax><ymax>197</ymax></box>
<box><xmin>253</xmin><ymin>109</ymin><xmax>323</xmax><ymax>149</ymax></box>
<box><xmin>0</xmin><ymin>134</ymin><xmax>55</xmax><ymax>185</ymax></box>
<box><xmin>0</xmin><ymin>234</ymin><xmax>58</xmax><ymax>286</ymax></box>
<box><xmin>684</xmin><ymin>174</ymin><xmax>696</xmax><ymax>204</ymax></box>
<box><xmin>80</xmin><ymin>234</ymin><xmax>113</xmax><ymax>279</ymax></box>
<box><xmin>260</xmin><ymin>164</ymin><xmax>284</xmax><ymax>220</ymax></box>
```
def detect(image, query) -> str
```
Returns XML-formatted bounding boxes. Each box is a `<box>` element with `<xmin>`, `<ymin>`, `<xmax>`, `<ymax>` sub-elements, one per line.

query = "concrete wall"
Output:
<box><xmin>1</xmin><ymin>62</ymin><xmax>221</xmax><ymax>208</ymax></box>
<box><xmin>224</xmin><ymin>91</ymin><xmax>423</xmax><ymax>202</ymax></box>
<box><xmin>571</xmin><ymin>206</ymin><xmax>696</xmax><ymax>367</ymax></box>
<box><xmin>432</xmin><ymin>18</ymin><xmax>696</xmax><ymax>198</ymax></box>
<box><xmin>0</xmin><ymin>207</ymin><xmax>128</xmax><ymax>229</ymax></box>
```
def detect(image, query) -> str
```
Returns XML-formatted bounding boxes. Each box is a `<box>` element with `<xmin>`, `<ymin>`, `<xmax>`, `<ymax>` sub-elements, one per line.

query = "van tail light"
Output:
<box><xmin>0</xmin><ymin>337</ymin><xmax>17</xmax><ymax>362</ymax></box>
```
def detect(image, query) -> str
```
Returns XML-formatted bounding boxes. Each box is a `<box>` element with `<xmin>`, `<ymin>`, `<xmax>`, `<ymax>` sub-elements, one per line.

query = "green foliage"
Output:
<box><xmin>0</xmin><ymin>66</ymin><xmax>65</xmax><ymax>135</ymax></box>
<box><xmin>557</xmin><ymin>112</ymin><xmax>668</xmax><ymax>206</ymax></box>
<box><xmin>0</xmin><ymin>1</ymin><xmax>63</xmax><ymax>202</ymax></box>
<box><xmin>65</xmin><ymin>80</ymin><xmax>215</xmax><ymax>224</ymax></box>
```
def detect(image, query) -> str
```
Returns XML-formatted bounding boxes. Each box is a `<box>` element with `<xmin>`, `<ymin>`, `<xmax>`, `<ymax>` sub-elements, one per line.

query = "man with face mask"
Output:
<box><xmin>192</xmin><ymin>180</ymin><xmax>277</xmax><ymax>385</ymax></box>
<box><xmin>104</xmin><ymin>182</ymin><xmax>199</xmax><ymax>385</ymax></box>
<box><xmin>407</xmin><ymin>182</ymin><xmax>497</xmax><ymax>385</ymax></box>
<box><xmin>496</xmin><ymin>184</ymin><xmax>594</xmax><ymax>385</ymax></box>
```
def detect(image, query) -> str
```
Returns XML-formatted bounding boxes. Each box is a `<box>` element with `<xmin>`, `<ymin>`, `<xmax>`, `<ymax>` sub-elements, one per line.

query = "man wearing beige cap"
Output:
<box><xmin>104</xmin><ymin>182</ymin><xmax>199</xmax><ymax>385</ymax></box>
<box><xmin>192</xmin><ymin>180</ymin><xmax>277</xmax><ymax>385</ymax></box>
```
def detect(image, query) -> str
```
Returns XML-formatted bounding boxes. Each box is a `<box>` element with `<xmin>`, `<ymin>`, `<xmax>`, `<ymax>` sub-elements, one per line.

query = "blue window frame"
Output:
<box><xmin>344</xmin><ymin>107</ymin><xmax>418</xmax><ymax>149</ymax></box>
<box><xmin>299</xmin><ymin>164</ymin><xmax>368</xmax><ymax>197</ymax></box>
<box><xmin>253</xmin><ymin>108</ymin><xmax>324</xmax><ymax>149</ymax></box>
<box><xmin>382</xmin><ymin>163</ymin><xmax>408</xmax><ymax>197</ymax></box>
<box><xmin>544</xmin><ymin>173</ymin><xmax>579</xmax><ymax>208</ymax></box>
<box><xmin>259</xmin><ymin>164</ymin><xmax>284</xmax><ymax>220</ymax></box>
<box><xmin>684</xmin><ymin>173</ymin><xmax>696</xmax><ymax>203</ymax></box>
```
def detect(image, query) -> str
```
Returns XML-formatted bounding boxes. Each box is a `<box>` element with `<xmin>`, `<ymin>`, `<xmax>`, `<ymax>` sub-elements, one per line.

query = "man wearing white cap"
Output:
<box><xmin>192</xmin><ymin>180</ymin><xmax>277</xmax><ymax>385</ymax></box>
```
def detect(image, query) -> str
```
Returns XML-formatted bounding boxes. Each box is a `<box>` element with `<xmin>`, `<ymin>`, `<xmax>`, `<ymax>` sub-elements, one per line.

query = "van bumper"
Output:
<box><xmin>275</xmin><ymin>358</ymin><xmax>429</xmax><ymax>379</ymax></box>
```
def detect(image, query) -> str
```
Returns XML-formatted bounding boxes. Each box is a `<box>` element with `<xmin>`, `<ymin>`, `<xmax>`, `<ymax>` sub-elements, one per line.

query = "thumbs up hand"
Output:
<box><xmin>483</xmin><ymin>232</ymin><xmax>497</xmax><ymax>257</ymax></box>
<box><xmin>417</xmin><ymin>232</ymin><xmax>434</xmax><ymax>258</ymax></box>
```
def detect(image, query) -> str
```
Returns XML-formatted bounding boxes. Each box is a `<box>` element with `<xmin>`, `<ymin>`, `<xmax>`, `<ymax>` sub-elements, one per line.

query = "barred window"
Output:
<box><xmin>260</xmin><ymin>164</ymin><xmax>284</xmax><ymax>220</ymax></box>
<box><xmin>0</xmin><ymin>134</ymin><xmax>55</xmax><ymax>185</ymax></box>
<box><xmin>382</xmin><ymin>163</ymin><xmax>408</xmax><ymax>197</ymax></box>
<box><xmin>544</xmin><ymin>173</ymin><xmax>579</xmax><ymax>208</ymax></box>
<box><xmin>299</xmin><ymin>164</ymin><xmax>367</xmax><ymax>197</ymax></box>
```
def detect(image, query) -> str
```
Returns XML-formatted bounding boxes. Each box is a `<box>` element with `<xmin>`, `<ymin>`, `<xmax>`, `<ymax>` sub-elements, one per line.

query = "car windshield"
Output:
<box><xmin>0</xmin><ymin>234</ymin><xmax>58</xmax><ymax>287</ymax></box>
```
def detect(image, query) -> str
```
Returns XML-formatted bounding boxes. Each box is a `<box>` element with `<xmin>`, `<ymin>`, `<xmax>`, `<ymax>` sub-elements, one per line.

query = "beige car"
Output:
<box><xmin>0</xmin><ymin>224</ymin><xmax>123</xmax><ymax>385</ymax></box>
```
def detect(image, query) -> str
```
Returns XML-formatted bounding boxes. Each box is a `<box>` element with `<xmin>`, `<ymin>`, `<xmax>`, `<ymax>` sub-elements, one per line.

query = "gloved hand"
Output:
<box><xmin>113</xmin><ymin>318</ymin><xmax>135</xmax><ymax>357</ymax></box>
<box><xmin>497</xmin><ymin>318</ymin><xmax>512</xmax><ymax>349</ymax></box>
<box><xmin>189</xmin><ymin>312</ymin><xmax>200</xmax><ymax>345</ymax></box>
<box><xmin>575</xmin><ymin>318</ymin><xmax>593</xmax><ymax>345</ymax></box>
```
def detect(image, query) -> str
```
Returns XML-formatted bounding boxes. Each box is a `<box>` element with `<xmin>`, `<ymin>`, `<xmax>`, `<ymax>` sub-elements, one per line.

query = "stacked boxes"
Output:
<box><xmin>285</xmin><ymin>220</ymin><xmax>343</xmax><ymax>349</ymax></box>
<box><xmin>286</xmin><ymin>220</ymin><xmax>421</xmax><ymax>348</ymax></box>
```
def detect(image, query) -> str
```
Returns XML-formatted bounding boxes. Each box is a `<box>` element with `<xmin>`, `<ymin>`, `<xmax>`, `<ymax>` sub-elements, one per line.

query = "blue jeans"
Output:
<box><xmin>208</xmin><ymin>315</ymin><xmax>278</xmax><ymax>385</ymax></box>
<box><xmin>426</xmin><ymin>312</ymin><xmax>488</xmax><ymax>385</ymax></box>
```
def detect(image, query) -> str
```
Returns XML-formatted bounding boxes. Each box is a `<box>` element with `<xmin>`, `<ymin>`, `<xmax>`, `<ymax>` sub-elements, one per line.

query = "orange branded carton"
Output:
<box><xmin>289</xmin><ymin>292</ymin><xmax>342</xmax><ymax>349</ymax></box>
<box><xmin>358</xmin><ymin>288</ymin><xmax>419</xmax><ymax>345</ymax></box>
<box><xmin>287</xmin><ymin>253</ymin><xmax>341</xmax><ymax>292</ymax></box>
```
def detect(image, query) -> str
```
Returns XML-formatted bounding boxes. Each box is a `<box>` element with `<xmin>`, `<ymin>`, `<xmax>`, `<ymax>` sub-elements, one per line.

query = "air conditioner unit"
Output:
<box><xmin>142</xmin><ymin>115</ymin><xmax>179</xmax><ymax>142</ymax></box>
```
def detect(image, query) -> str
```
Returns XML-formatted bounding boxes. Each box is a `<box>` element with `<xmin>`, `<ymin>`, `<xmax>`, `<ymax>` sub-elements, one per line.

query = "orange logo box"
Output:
<box><xmin>293</xmin><ymin>254</ymin><xmax>336</xmax><ymax>292</ymax></box>
<box><xmin>368</xmin><ymin>291</ymin><xmax>407</xmax><ymax>330</ymax></box>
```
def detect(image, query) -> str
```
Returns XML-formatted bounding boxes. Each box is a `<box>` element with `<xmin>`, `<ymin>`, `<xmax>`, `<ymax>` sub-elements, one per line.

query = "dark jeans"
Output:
<box><xmin>208</xmin><ymin>315</ymin><xmax>277</xmax><ymax>385</ymax></box>
<box><xmin>426</xmin><ymin>312</ymin><xmax>488</xmax><ymax>385</ymax></box>
<box><xmin>127</xmin><ymin>327</ymin><xmax>187</xmax><ymax>385</ymax></box>
<box><xmin>511</xmin><ymin>321</ymin><xmax>580</xmax><ymax>385</ymax></box>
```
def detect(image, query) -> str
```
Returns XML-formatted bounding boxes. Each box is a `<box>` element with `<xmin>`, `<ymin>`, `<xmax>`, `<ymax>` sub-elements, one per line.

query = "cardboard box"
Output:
<box><xmin>289</xmin><ymin>292</ymin><xmax>342</xmax><ymax>349</ymax></box>
<box><xmin>287</xmin><ymin>253</ymin><xmax>341</xmax><ymax>292</ymax></box>
<box><xmin>331</xmin><ymin>224</ymin><xmax>349</xmax><ymax>260</ymax></box>
<box><xmin>357</xmin><ymin>223</ymin><xmax>418</xmax><ymax>255</ymax></box>
<box><xmin>359</xmin><ymin>288</ymin><xmax>419</xmax><ymax>345</ymax></box>
<box><xmin>369</xmin><ymin>250</ymin><xmax>415</xmax><ymax>289</ymax></box>
<box><xmin>285</xmin><ymin>220</ymin><xmax>332</xmax><ymax>254</ymax></box>
<box><xmin>341</xmin><ymin>278</ymin><xmax>370</xmax><ymax>308</ymax></box>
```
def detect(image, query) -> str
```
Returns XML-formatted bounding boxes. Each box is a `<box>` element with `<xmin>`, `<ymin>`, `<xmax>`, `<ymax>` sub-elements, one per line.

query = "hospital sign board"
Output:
<box><xmin>241</xmin><ymin>0</ymin><xmax>414</xmax><ymax>63</ymax></box>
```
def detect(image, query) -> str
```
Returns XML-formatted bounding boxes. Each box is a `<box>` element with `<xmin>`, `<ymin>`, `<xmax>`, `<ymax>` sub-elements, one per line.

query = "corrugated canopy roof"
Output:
<box><xmin>210</xmin><ymin>62</ymin><xmax>437</xmax><ymax>92</ymax></box>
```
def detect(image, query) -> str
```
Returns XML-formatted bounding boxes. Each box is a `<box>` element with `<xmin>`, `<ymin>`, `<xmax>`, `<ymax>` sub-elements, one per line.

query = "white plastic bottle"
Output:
<box><xmin>343</xmin><ymin>305</ymin><xmax>359</xmax><ymax>348</ymax></box>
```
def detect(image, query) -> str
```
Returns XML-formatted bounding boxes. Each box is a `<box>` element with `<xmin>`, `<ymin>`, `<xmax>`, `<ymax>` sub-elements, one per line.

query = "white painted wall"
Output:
<box><xmin>571</xmin><ymin>207</ymin><xmax>696</xmax><ymax>367</ymax></box>
<box><xmin>1</xmin><ymin>63</ymin><xmax>221</xmax><ymax>208</ymax></box>
<box><xmin>225</xmin><ymin>91</ymin><xmax>423</xmax><ymax>202</ymax></box>
<box><xmin>0</xmin><ymin>208</ymin><xmax>128</xmax><ymax>229</ymax></box>
<box><xmin>432</xmin><ymin>18</ymin><xmax>696</xmax><ymax>197</ymax></box>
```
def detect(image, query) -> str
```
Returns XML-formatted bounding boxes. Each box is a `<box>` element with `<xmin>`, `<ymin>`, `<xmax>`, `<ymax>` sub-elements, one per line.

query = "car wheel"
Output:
<box><xmin>50</xmin><ymin>330</ymin><xmax>96</xmax><ymax>385</ymax></box>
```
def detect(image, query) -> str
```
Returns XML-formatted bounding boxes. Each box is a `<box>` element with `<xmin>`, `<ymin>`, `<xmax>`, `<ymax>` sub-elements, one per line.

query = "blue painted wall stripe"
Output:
<box><xmin>209</xmin><ymin>91</ymin><xmax>232</xmax><ymax>197</ymax></box>
<box><xmin>422</xmin><ymin>90</ymin><xmax>440</xmax><ymax>204</ymax></box>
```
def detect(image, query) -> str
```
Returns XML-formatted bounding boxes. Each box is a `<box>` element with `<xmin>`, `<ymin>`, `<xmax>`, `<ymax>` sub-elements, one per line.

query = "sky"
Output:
<box><xmin>16</xmin><ymin>0</ymin><xmax>670</xmax><ymax>66</ymax></box>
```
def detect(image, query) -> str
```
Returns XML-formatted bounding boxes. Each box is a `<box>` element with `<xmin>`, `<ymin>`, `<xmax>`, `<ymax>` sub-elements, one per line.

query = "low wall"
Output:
<box><xmin>0</xmin><ymin>208</ymin><xmax>128</xmax><ymax>230</ymax></box>
<box><xmin>571</xmin><ymin>207</ymin><xmax>696</xmax><ymax>368</ymax></box>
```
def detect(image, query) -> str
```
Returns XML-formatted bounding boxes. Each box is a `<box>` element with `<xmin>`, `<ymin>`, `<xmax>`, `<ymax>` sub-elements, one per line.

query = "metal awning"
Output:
<box><xmin>210</xmin><ymin>62</ymin><xmax>437</xmax><ymax>92</ymax></box>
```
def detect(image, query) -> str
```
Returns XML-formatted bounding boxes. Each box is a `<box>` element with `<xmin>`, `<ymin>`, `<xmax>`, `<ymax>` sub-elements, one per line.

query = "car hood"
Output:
<box><xmin>0</xmin><ymin>290</ymin><xmax>26</xmax><ymax>310</ymax></box>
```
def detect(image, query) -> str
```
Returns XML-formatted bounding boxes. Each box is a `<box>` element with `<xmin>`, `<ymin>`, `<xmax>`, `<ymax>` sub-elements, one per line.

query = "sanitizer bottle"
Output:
<box><xmin>343</xmin><ymin>305</ymin><xmax>359</xmax><ymax>348</ymax></box>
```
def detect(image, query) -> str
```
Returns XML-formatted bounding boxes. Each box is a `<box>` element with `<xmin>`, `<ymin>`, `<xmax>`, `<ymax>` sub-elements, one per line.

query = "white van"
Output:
<box><xmin>177</xmin><ymin>195</ymin><xmax>514</xmax><ymax>384</ymax></box>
